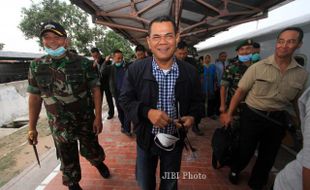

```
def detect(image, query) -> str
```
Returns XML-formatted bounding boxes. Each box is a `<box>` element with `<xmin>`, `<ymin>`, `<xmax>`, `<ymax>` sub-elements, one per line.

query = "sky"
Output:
<box><xmin>0</xmin><ymin>0</ymin><xmax>309</xmax><ymax>53</ymax></box>
<box><xmin>0</xmin><ymin>0</ymin><xmax>71</xmax><ymax>53</ymax></box>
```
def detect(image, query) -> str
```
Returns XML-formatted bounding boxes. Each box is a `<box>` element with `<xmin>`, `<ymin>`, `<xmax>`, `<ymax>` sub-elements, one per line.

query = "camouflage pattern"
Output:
<box><xmin>221</xmin><ymin>58</ymin><xmax>251</xmax><ymax>105</ymax></box>
<box><xmin>27</xmin><ymin>51</ymin><xmax>105</xmax><ymax>185</ymax></box>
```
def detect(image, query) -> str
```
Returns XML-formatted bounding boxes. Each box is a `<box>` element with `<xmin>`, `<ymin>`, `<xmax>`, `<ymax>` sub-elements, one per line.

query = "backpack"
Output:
<box><xmin>211</xmin><ymin>126</ymin><xmax>238</xmax><ymax>169</ymax></box>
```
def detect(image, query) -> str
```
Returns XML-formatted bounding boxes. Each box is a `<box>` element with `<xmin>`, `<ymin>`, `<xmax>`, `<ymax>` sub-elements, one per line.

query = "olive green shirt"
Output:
<box><xmin>238</xmin><ymin>54</ymin><xmax>308</xmax><ymax>111</ymax></box>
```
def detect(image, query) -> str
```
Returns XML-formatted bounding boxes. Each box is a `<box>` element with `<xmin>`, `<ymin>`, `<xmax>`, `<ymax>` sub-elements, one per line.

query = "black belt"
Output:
<box><xmin>246</xmin><ymin>105</ymin><xmax>284</xmax><ymax>126</ymax></box>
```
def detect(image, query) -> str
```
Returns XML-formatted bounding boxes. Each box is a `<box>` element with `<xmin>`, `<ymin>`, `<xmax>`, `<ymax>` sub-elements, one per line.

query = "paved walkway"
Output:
<box><xmin>44</xmin><ymin>117</ymin><xmax>252</xmax><ymax>190</ymax></box>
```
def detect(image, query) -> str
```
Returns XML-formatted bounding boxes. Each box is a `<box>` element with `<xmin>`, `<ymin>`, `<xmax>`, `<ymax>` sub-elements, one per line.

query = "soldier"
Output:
<box><xmin>219</xmin><ymin>39</ymin><xmax>254</xmax><ymax>113</ymax></box>
<box><xmin>27</xmin><ymin>21</ymin><xmax>110</xmax><ymax>190</ymax></box>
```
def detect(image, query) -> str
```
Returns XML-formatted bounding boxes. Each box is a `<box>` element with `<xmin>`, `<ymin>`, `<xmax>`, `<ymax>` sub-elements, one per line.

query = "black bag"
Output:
<box><xmin>211</xmin><ymin>126</ymin><xmax>237</xmax><ymax>169</ymax></box>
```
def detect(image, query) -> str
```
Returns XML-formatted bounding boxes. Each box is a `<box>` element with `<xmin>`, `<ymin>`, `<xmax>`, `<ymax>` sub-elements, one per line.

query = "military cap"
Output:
<box><xmin>235</xmin><ymin>39</ymin><xmax>254</xmax><ymax>51</ymax></box>
<box><xmin>40</xmin><ymin>21</ymin><xmax>67</xmax><ymax>38</ymax></box>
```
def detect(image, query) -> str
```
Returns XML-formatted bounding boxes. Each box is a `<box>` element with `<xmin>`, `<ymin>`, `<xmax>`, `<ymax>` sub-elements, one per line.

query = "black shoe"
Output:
<box><xmin>95</xmin><ymin>162</ymin><xmax>110</xmax><ymax>178</ymax></box>
<box><xmin>192</xmin><ymin>126</ymin><xmax>204</xmax><ymax>136</ymax></box>
<box><xmin>107</xmin><ymin>115</ymin><xmax>113</xmax><ymax>120</ymax></box>
<box><xmin>121</xmin><ymin>128</ymin><xmax>132</xmax><ymax>136</ymax></box>
<box><xmin>68</xmin><ymin>183</ymin><xmax>82</xmax><ymax>190</ymax></box>
<box><xmin>228</xmin><ymin>171</ymin><xmax>239</xmax><ymax>185</ymax></box>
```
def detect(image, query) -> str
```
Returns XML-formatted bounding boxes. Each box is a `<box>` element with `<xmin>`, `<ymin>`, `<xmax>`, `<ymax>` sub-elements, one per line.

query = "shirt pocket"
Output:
<box><xmin>283</xmin><ymin>81</ymin><xmax>303</xmax><ymax>101</ymax></box>
<box><xmin>253</xmin><ymin>77</ymin><xmax>274</xmax><ymax>96</ymax></box>
<box><xmin>65</xmin><ymin>73</ymin><xmax>85</xmax><ymax>93</ymax></box>
<box><xmin>36</xmin><ymin>65</ymin><xmax>53</xmax><ymax>90</ymax></box>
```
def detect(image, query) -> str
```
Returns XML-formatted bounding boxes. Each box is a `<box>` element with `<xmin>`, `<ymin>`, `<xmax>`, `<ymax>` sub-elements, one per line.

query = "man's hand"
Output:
<box><xmin>147</xmin><ymin>109</ymin><xmax>171</xmax><ymax>128</ymax></box>
<box><xmin>93</xmin><ymin>117</ymin><xmax>103</xmax><ymax>136</ymax></box>
<box><xmin>105</xmin><ymin>55</ymin><xmax>111</xmax><ymax>63</ymax></box>
<box><xmin>220</xmin><ymin>112</ymin><xmax>232</xmax><ymax>127</ymax></box>
<box><xmin>28</xmin><ymin>130</ymin><xmax>38</xmax><ymax>145</ymax></box>
<box><xmin>174</xmin><ymin>116</ymin><xmax>195</xmax><ymax>129</ymax></box>
<box><xmin>219</xmin><ymin>105</ymin><xmax>226</xmax><ymax>113</ymax></box>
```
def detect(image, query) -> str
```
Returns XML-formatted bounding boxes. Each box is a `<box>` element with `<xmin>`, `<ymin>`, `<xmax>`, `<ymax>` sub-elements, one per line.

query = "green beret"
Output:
<box><xmin>235</xmin><ymin>39</ymin><xmax>254</xmax><ymax>51</ymax></box>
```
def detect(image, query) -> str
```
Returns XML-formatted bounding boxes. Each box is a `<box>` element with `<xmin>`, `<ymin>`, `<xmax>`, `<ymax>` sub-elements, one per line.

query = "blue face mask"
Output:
<box><xmin>114</xmin><ymin>62</ymin><xmax>122</xmax><ymax>67</ymax></box>
<box><xmin>251</xmin><ymin>53</ymin><xmax>261</xmax><ymax>63</ymax></box>
<box><xmin>44</xmin><ymin>46</ymin><xmax>66</xmax><ymax>57</ymax></box>
<box><xmin>238</xmin><ymin>54</ymin><xmax>252</xmax><ymax>62</ymax></box>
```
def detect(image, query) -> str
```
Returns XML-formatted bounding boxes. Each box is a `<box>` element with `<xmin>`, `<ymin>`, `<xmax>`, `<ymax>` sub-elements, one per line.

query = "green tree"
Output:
<box><xmin>0</xmin><ymin>43</ymin><xmax>4</xmax><ymax>50</ymax></box>
<box><xmin>95</xmin><ymin>30</ymin><xmax>134</xmax><ymax>61</ymax></box>
<box><xmin>19</xmin><ymin>0</ymin><xmax>134</xmax><ymax>57</ymax></box>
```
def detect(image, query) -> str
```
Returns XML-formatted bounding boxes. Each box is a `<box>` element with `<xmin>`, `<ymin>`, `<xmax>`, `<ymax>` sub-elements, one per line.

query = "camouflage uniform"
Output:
<box><xmin>221</xmin><ymin>58</ymin><xmax>251</xmax><ymax>105</ymax></box>
<box><xmin>27</xmin><ymin>51</ymin><xmax>105</xmax><ymax>186</ymax></box>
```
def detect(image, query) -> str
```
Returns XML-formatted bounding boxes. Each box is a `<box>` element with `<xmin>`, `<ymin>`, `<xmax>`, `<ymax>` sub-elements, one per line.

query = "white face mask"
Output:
<box><xmin>154</xmin><ymin>133</ymin><xmax>180</xmax><ymax>151</ymax></box>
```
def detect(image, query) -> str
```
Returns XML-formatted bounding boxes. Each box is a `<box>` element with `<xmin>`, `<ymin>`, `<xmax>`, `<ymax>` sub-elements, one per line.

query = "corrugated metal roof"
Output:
<box><xmin>70</xmin><ymin>0</ymin><xmax>290</xmax><ymax>48</ymax></box>
<box><xmin>0</xmin><ymin>51</ymin><xmax>44</xmax><ymax>60</ymax></box>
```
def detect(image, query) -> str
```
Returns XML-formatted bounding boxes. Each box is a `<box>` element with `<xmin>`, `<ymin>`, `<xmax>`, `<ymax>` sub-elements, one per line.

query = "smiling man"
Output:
<box><xmin>27</xmin><ymin>21</ymin><xmax>110</xmax><ymax>190</ymax></box>
<box><xmin>119</xmin><ymin>16</ymin><xmax>203</xmax><ymax>190</ymax></box>
<box><xmin>221</xmin><ymin>27</ymin><xmax>308</xmax><ymax>190</ymax></box>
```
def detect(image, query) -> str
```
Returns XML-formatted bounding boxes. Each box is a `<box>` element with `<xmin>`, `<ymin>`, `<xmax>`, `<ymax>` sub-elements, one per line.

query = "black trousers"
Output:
<box><xmin>231</xmin><ymin>104</ymin><xmax>286</xmax><ymax>189</ymax></box>
<box><xmin>213</xmin><ymin>89</ymin><xmax>221</xmax><ymax>116</ymax></box>
<box><xmin>100</xmin><ymin>79</ymin><xmax>114</xmax><ymax>117</ymax></box>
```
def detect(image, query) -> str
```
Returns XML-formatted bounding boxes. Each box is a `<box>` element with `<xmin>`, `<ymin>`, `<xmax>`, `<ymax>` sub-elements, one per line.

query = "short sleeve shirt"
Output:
<box><xmin>238</xmin><ymin>54</ymin><xmax>308</xmax><ymax>111</ymax></box>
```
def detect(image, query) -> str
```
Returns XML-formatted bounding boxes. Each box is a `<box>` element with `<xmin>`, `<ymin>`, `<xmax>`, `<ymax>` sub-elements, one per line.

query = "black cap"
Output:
<box><xmin>40</xmin><ymin>21</ymin><xmax>67</xmax><ymax>38</ymax></box>
<box><xmin>235</xmin><ymin>39</ymin><xmax>254</xmax><ymax>51</ymax></box>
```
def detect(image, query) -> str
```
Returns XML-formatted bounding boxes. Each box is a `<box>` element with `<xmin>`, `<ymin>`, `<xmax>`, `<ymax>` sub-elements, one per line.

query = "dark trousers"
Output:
<box><xmin>100</xmin><ymin>79</ymin><xmax>114</xmax><ymax>117</ymax></box>
<box><xmin>115</xmin><ymin>97</ymin><xmax>131</xmax><ymax>132</ymax></box>
<box><xmin>136</xmin><ymin>140</ymin><xmax>184</xmax><ymax>190</ymax></box>
<box><xmin>207</xmin><ymin>98</ymin><xmax>217</xmax><ymax>117</ymax></box>
<box><xmin>214</xmin><ymin>89</ymin><xmax>221</xmax><ymax>116</ymax></box>
<box><xmin>231</xmin><ymin>105</ymin><xmax>286</xmax><ymax>189</ymax></box>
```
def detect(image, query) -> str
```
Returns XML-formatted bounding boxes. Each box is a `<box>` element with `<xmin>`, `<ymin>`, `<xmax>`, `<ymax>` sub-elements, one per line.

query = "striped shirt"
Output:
<box><xmin>151</xmin><ymin>57</ymin><xmax>179</xmax><ymax>135</ymax></box>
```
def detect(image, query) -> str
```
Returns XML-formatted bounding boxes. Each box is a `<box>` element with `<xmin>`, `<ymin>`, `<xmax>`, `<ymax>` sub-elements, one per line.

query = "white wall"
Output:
<box><xmin>0</xmin><ymin>80</ymin><xmax>28</xmax><ymax>126</ymax></box>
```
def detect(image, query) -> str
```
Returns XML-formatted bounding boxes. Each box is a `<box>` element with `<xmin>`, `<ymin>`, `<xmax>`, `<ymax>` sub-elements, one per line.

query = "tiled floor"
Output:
<box><xmin>44</xmin><ymin>117</ymin><xmax>252</xmax><ymax>190</ymax></box>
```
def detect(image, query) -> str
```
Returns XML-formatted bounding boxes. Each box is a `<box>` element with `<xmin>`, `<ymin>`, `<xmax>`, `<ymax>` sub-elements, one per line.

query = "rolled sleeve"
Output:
<box><xmin>27</xmin><ymin>66</ymin><xmax>41</xmax><ymax>95</ymax></box>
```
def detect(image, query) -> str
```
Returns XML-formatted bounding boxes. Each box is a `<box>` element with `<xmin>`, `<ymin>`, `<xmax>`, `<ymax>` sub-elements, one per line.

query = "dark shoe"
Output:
<box><xmin>95</xmin><ymin>162</ymin><xmax>110</xmax><ymax>178</ymax></box>
<box><xmin>107</xmin><ymin>115</ymin><xmax>114</xmax><ymax>120</ymax></box>
<box><xmin>228</xmin><ymin>171</ymin><xmax>239</xmax><ymax>185</ymax></box>
<box><xmin>192</xmin><ymin>125</ymin><xmax>204</xmax><ymax>136</ymax></box>
<box><xmin>121</xmin><ymin>128</ymin><xmax>132</xmax><ymax>136</ymax></box>
<box><xmin>68</xmin><ymin>183</ymin><xmax>82</xmax><ymax>190</ymax></box>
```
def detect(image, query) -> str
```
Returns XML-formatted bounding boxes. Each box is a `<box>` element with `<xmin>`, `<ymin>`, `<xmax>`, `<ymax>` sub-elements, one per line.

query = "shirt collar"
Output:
<box><xmin>152</xmin><ymin>56</ymin><xmax>178</xmax><ymax>73</ymax></box>
<box><xmin>264</xmin><ymin>54</ymin><xmax>300</xmax><ymax>70</ymax></box>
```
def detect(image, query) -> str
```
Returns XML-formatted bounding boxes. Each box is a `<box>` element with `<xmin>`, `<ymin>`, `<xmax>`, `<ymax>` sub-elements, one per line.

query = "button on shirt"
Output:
<box><xmin>151</xmin><ymin>57</ymin><xmax>179</xmax><ymax>135</ymax></box>
<box><xmin>238</xmin><ymin>54</ymin><xmax>308</xmax><ymax>111</ymax></box>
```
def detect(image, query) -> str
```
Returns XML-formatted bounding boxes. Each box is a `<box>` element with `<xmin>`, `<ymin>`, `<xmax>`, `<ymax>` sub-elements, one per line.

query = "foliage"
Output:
<box><xmin>0</xmin><ymin>43</ymin><xmax>4</xmax><ymax>50</ymax></box>
<box><xmin>95</xmin><ymin>30</ymin><xmax>134</xmax><ymax>61</ymax></box>
<box><xmin>19</xmin><ymin>0</ymin><xmax>134</xmax><ymax>57</ymax></box>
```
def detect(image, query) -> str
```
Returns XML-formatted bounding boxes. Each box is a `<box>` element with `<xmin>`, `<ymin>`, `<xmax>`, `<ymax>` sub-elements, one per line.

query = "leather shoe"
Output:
<box><xmin>68</xmin><ymin>183</ymin><xmax>82</xmax><ymax>190</ymax></box>
<box><xmin>192</xmin><ymin>125</ymin><xmax>204</xmax><ymax>136</ymax></box>
<box><xmin>228</xmin><ymin>171</ymin><xmax>239</xmax><ymax>185</ymax></box>
<box><xmin>121</xmin><ymin>128</ymin><xmax>132</xmax><ymax>136</ymax></box>
<box><xmin>95</xmin><ymin>162</ymin><xmax>110</xmax><ymax>178</ymax></box>
<box><xmin>107</xmin><ymin>115</ymin><xmax>113</xmax><ymax>120</ymax></box>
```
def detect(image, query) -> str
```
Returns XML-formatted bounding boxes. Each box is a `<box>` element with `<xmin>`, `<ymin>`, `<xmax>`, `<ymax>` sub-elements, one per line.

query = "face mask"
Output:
<box><xmin>154</xmin><ymin>133</ymin><xmax>179</xmax><ymax>151</ymax></box>
<box><xmin>44</xmin><ymin>46</ymin><xmax>66</xmax><ymax>57</ymax></box>
<box><xmin>114</xmin><ymin>62</ymin><xmax>122</xmax><ymax>67</ymax></box>
<box><xmin>251</xmin><ymin>53</ymin><xmax>261</xmax><ymax>63</ymax></box>
<box><xmin>238</xmin><ymin>54</ymin><xmax>252</xmax><ymax>62</ymax></box>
